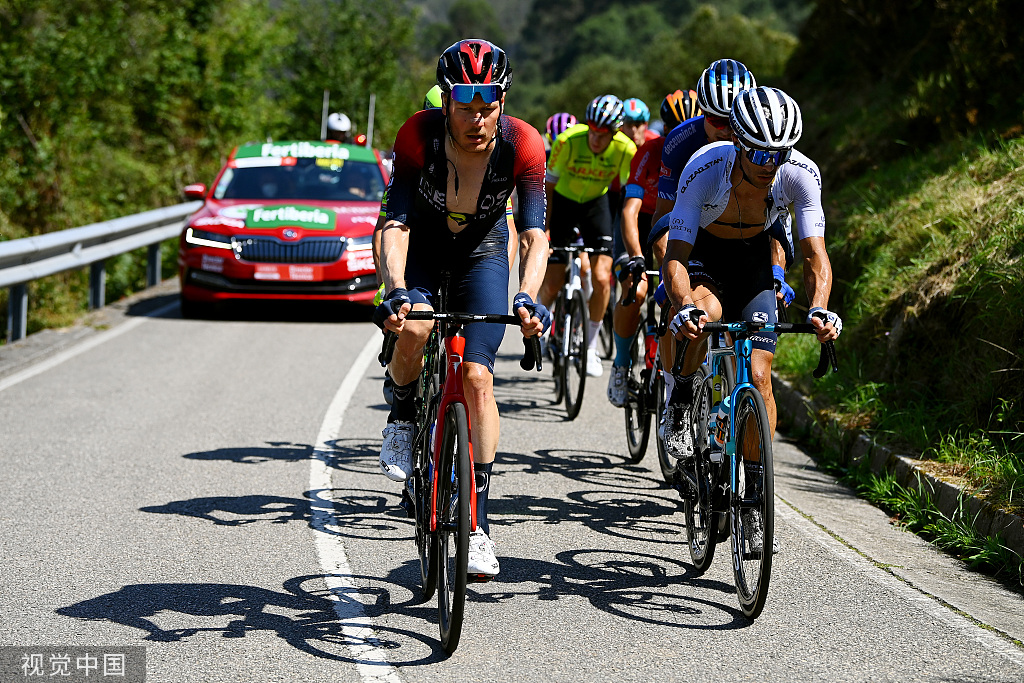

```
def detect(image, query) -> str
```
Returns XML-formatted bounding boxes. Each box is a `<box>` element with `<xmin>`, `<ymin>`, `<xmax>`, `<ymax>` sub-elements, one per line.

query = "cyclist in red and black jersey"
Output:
<box><xmin>375</xmin><ymin>39</ymin><xmax>550</xmax><ymax>578</ymax></box>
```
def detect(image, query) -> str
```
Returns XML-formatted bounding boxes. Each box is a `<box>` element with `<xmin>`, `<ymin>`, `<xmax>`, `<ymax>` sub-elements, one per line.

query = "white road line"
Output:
<box><xmin>0</xmin><ymin>300</ymin><xmax>180</xmax><ymax>394</ymax></box>
<box><xmin>776</xmin><ymin>499</ymin><xmax>1024</xmax><ymax>667</ymax></box>
<box><xmin>309</xmin><ymin>333</ymin><xmax>402</xmax><ymax>683</ymax></box>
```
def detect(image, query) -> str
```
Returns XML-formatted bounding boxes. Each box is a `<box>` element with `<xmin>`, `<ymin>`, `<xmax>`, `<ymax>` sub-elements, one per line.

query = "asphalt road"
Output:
<box><xmin>1</xmin><ymin>285</ymin><xmax>1022</xmax><ymax>682</ymax></box>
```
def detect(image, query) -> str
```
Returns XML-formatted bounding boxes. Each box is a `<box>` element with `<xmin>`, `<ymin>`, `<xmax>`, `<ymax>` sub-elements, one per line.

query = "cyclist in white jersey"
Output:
<box><xmin>663</xmin><ymin>87</ymin><xmax>842</xmax><ymax>463</ymax></box>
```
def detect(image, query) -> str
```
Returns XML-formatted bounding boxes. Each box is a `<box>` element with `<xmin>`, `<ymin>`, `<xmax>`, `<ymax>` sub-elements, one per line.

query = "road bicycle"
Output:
<box><xmin>379</xmin><ymin>278</ymin><xmax>541</xmax><ymax>654</ymax></box>
<box><xmin>619</xmin><ymin>269</ymin><xmax>672</xmax><ymax>472</ymax></box>
<box><xmin>549</xmin><ymin>244</ymin><xmax>597</xmax><ymax>420</ymax></box>
<box><xmin>673</xmin><ymin>321</ymin><xmax>837</xmax><ymax>618</ymax></box>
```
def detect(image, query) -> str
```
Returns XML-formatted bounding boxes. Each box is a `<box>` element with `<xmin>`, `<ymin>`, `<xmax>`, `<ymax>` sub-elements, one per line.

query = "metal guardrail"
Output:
<box><xmin>1</xmin><ymin>202</ymin><xmax>202</xmax><ymax>342</ymax></box>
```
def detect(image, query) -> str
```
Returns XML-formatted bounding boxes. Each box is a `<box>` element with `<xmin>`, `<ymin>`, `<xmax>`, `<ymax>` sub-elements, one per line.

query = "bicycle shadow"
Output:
<box><xmin>55</xmin><ymin>571</ymin><xmax>450</xmax><ymax>665</ymax></box>
<box><xmin>470</xmin><ymin>549</ymin><xmax>746</xmax><ymax>630</ymax></box>
<box><xmin>180</xmin><ymin>438</ymin><xmax>383</xmax><ymax>477</ymax></box>
<box><xmin>500</xmin><ymin>447</ymin><xmax>666</xmax><ymax>492</ymax></box>
<box><xmin>139</xmin><ymin>487</ymin><xmax>410</xmax><ymax>540</ymax></box>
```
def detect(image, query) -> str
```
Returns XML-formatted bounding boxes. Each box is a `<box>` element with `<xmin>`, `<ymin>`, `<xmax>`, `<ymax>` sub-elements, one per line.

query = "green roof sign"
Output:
<box><xmin>234</xmin><ymin>140</ymin><xmax>377</xmax><ymax>164</ymax></box>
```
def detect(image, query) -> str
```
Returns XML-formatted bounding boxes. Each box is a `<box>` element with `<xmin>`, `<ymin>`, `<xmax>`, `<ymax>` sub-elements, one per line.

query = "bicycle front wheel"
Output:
<box><xmin>562</xmin><ymin>290</ymin><xmax>588</xmax><ymax>420</ymax></box>
<box><xmin>623</xmin><ymin>326</ymin><xmax>651</xmax><ymax>462</ymax></box>
<box><xmin>436</xmin><ymin>402</ymin><xmax>471</xmax><ymax>653</ymax></box>
<box><xmin>730</xmin><ymin>387</ymin><xmax>775</xmax><ymax>619</ymax></box>
<box><xmin>654</xmin><ymin>359</ymin><xmax>674</xmax><ymax>482</ymax></box>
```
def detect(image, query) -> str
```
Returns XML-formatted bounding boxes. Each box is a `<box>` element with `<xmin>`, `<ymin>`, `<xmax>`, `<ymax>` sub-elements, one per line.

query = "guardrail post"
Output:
<box><xmin>88</xmin><ymin>261</ymin><xmax>106</xmax><ymax>310</ymax></box>
<box><xmin>7</xmin><ymin>283</ymin><xmax>28</xmax><ymax>342</ymax></box>
<box><xmin>146</xmin><ymin>243</ymin><xmax>161</xmax><ymax>288</ymax></box>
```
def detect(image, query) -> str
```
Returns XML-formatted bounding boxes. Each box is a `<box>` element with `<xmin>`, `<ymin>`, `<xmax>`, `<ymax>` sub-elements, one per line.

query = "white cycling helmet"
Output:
<box><xmin>696</xmin><ymin>59</ymin><xmax>756</xmax><ymax>118</ymax></box>
<box><xmin>585</xmin><ymin>95</ymin><xmax>625</xmax><ymax>131</ymax></box>
<box><xmin>327</xmin><ymin>112</ymin><xmax>352</xmax><ymax>135</ymax></box>
<box><xmin>730</xmin><ymin>86</ymin><xmax>802</xmax><ymax>150</ymax></box>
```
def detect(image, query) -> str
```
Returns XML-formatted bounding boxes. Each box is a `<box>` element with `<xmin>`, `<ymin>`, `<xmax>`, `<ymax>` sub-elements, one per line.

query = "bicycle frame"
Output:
<box><xmin>428</xmin><ymin>329</ymin><xmax>476</xmax><ymax>534</ymax></box>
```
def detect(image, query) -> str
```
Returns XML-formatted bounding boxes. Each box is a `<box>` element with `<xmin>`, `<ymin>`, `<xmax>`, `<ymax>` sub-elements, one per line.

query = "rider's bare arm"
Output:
<box><xmin>380</xmin><ymin>219</ymin><xmax>410</xmax><ymax>293</ymax></box>
<box><xmin>663</xmin><ymin>238</ymin><xmax>696</xmax><ymax>310</ymax></box>
<box><xmin>621</xmin><ymin>197</ymin><xmax>644</xmax><ymax>258</ymax></box>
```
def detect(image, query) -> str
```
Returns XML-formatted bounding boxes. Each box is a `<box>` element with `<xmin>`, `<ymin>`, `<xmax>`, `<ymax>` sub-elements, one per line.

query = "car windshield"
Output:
<box><xmin>213</xmin><ymin>158</ymin><xmax>385</xmax><ymax>202</ymax></box>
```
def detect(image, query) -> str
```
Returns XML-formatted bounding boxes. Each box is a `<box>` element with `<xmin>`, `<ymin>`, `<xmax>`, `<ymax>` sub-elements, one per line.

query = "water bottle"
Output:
<box><xmin>644</xmin><ymin>330</ymin><xmax>658</xmax><ymax>370</ymax></box>
<box><xmin>714</xmin><ymin>395</ymin><xmax>731</xmax><ymax>450</ymax></box>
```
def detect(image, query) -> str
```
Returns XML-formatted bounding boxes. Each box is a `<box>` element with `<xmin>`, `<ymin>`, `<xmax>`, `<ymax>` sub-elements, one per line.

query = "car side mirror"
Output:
<box><xmin>183</xmin><ymin>183</ymin><xmax>207</xmax><ymax>200</ymax></box>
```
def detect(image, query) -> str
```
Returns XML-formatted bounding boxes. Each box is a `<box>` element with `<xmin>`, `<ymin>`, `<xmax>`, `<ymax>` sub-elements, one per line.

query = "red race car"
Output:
<box><xmin>177</xmin><ymin>140</ymin><xmax>387</xmax><ymax>316</ymax></box>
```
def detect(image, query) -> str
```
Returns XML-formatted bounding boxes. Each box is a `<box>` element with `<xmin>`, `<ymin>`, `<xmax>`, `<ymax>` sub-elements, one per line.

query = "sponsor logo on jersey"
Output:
<box><xmin>785</xmin><ymin>158</ymin><xmax>821</xmax><ymax>188</ymax></box>
<box><xmin>678</xmin><ymin>158</ymin><xmax>721</xmax><ymax>196</ymax></box>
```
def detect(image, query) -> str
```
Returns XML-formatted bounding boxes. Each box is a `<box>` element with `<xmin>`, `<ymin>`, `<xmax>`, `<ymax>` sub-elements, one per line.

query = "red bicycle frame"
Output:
<box><xmin>429</xmin><ymin>331</ymin><xmax>478</xmax><ymax>533</ymax></box>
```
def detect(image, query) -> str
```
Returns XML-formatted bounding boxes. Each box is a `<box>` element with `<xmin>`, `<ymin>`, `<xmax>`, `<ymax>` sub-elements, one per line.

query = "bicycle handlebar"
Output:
<box><xmin>378</xmin><ymin>311</ymin><xmax>543</xmax><ymax>372</ymax></box>
<box><xmin>622</xmin><ymin>269</ymin><xmax>660</xmax><ymax>307</ymax></box>
<box><xmin>669</xmin><ymin>320</ymin><xmax>838</xmax><ymax>379</ymax></box>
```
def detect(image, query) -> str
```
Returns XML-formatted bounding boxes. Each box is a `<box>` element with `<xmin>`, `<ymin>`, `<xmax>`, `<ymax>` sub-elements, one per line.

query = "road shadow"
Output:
<box><xmin>472</xmin><ymin>549</ymin><xmax>747</xmax><ymax>630</ymax></box>
<box><xmin>180</xmin><ymin>438</ymin><xmax>380</xmax><ymax>473</ymax></box>
<box><xmin>55</xmin><ymin>573</ymin><xmax>449</xmax><ymax>665</ymax></box>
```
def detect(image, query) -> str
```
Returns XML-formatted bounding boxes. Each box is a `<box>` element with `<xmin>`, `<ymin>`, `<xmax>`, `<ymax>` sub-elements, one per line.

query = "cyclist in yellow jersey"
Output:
<box><xmin>540</xmin><ymin>95</ymin><xmax>637</xmax><ymax>377</ymax></box>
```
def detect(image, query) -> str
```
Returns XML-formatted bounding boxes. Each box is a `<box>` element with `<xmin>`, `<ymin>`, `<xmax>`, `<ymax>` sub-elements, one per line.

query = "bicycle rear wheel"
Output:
<box><xmin>436</xmin><ymin>402</ymin><xmax>471</xmax><ymax>653</ymax></box>
<box><xmin>623</xmin><ymin>325</ymin><xmax>650</xmax><ymax>462</ymax></box>
<box><xmin>684</xmin><ymin>368</ymin><xmax>716</xmax><ymax>571</ymax></box>
<box><xmin>550</xmin><ymin>295</ymin><xmax>566</xmax><ymax>404</ymax></box>
<box><xmin>654</xmin><ymin>359</ymin><xmax>674</xmax><ymax>482</ymax></box>
<box><xmin>730</xmin><ymin>387</ymin><xmax>775</xmax><ymax>619</ymax></box>
<box><xmin>562</xmin><ymin>290</ymin><xmax>588</xmax><ymax>420</ymax></box>
<box><xmin>600</xmin><ymin>294</ymin><xmax>615</xmax><ymax>359</ymax></box>
<box><xmin>414</xmin><ymin>440</ymin><xmax>438</xmax><ymax>600</ymax></box>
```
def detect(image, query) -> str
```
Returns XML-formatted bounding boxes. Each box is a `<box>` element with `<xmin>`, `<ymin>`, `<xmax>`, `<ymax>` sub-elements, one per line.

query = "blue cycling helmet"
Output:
<box><xmin>622</xmin><ymin>98</ymin><xmax>650</xmax><ymax>124</ymax></box>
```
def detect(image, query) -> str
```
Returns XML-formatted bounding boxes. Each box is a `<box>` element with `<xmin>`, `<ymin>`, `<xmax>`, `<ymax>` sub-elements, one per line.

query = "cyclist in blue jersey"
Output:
<box><xmin>663</xmin><ymin>86</ymin><xmax>842</xmax><ymax>463</ymax></box>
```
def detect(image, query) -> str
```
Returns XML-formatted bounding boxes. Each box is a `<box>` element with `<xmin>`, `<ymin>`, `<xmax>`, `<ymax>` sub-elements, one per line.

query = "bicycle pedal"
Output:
<box><xmin>467</xmin><ymin>573</ymin><xmax>495</xmax><ymax>584</ymax></box>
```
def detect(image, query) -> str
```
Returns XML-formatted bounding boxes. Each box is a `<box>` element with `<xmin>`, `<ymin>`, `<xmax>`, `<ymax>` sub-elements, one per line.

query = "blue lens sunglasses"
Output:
<box><xmin>450</xmin><ymin>84</ymin><xmax>503</xmax><ymax>104</ymax></box>
<box><xmin>740</xmin><ymin>142</ymin><xmax>792</xmax><ymax>166</ymax></box>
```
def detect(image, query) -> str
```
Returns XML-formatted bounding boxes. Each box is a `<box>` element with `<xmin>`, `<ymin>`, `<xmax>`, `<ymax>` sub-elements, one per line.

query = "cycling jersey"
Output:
<box><xmin>624</xmin><ymin>136</ymin><xmax>664</xmax><ymax>215</ymax></box>
<box><xmin>379</xmin><ymin>183</ymin><xmax>512</xmax><ymax>218</ymax></box>
<box><xmin>547</xmin><ymin>123</ymin><xmax>636</xmax><ymax>204</ymax></box>
<box><xmin>667</xmin><ymin>141</ymin><xmax>826</xmax><ymax>355</ymax></box>
<box><xmin>668</xmin><ymin>141</ymin><xmax>825</xmax><ymax>250</ymax></box>
<box><xmin>657</xmin><ymin>116</ymin><xmax>708</xmax><ymax>203</ymax></box>
<box><xmin>386</xmin><ymin>109</ymin><xmax>546</xmax><ymax>262</ymax></box>
<box><xmin>383</xmin><ymin>108</ymin><xmax>547</xmax><ymax>372</ymax></box>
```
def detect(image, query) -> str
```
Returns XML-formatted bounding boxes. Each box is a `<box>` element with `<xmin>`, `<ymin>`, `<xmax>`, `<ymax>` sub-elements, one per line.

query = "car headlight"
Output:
<box><xmin>184</xmin><ymin>227</ymin><xmax>234</xmax><ymax>250</ymax></box>
<box><xmin>345</xmin><ymin>235</ymin><xmax>373</xmax><ymax>252</ymax></box>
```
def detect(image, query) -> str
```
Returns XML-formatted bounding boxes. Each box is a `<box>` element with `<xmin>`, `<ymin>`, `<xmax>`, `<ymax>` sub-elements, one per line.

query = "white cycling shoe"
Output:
<box><xmin>379</xmin><ymin>421</ymin><xmax>414</xmax><ymax>482</ymax></box>
<box><xmin>586</xmin><ymin>348</ymin><xmax>604</xmax><ymax>377</ymax></box>
<box><xmin>607</xmin><ymin>364</ymin><xmax>628</xmax><ymax>407</ymax></box>
<box><xmin>467</xmin><ymin>527</ymin><xmax>499</xmax><ymax>577</ymax></box>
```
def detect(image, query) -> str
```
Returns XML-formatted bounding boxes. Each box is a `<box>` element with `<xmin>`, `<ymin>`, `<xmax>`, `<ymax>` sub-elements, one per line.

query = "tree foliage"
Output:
<box><xmin>0</xmin><ymin>0</ymin><xmax>418</xmax><ymax>243</ymax></box>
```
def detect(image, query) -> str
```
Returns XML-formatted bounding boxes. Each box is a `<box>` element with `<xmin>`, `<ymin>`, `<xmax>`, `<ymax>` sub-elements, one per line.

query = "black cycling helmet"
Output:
<box><xmin>436</xmin><ymin>39</ymin><xmax>513</xmax><ymax>97</ymax></box>
<box><xmin>661</xmin><ymin>89</ymin><xmax>700</xmax><ymax>129</ymax></box>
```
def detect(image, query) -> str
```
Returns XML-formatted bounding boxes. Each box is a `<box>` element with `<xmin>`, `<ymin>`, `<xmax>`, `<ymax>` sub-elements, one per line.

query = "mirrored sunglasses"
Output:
<box><xmin>450</xmin><ymin>84</ymin><xmax>502</xmax><ymax>104</ymax></box>
<box><xmin>740</xmin><ymin>143</ymin><xmax>792</xmax><ymax>166</ymax></box>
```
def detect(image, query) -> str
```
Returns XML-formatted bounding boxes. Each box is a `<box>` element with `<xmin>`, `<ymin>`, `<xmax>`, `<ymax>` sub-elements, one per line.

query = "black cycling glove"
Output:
<box><xmin>372</xmin><ymin>288</ymin><xmax>411</xmax><ymax>330</ymax></box>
